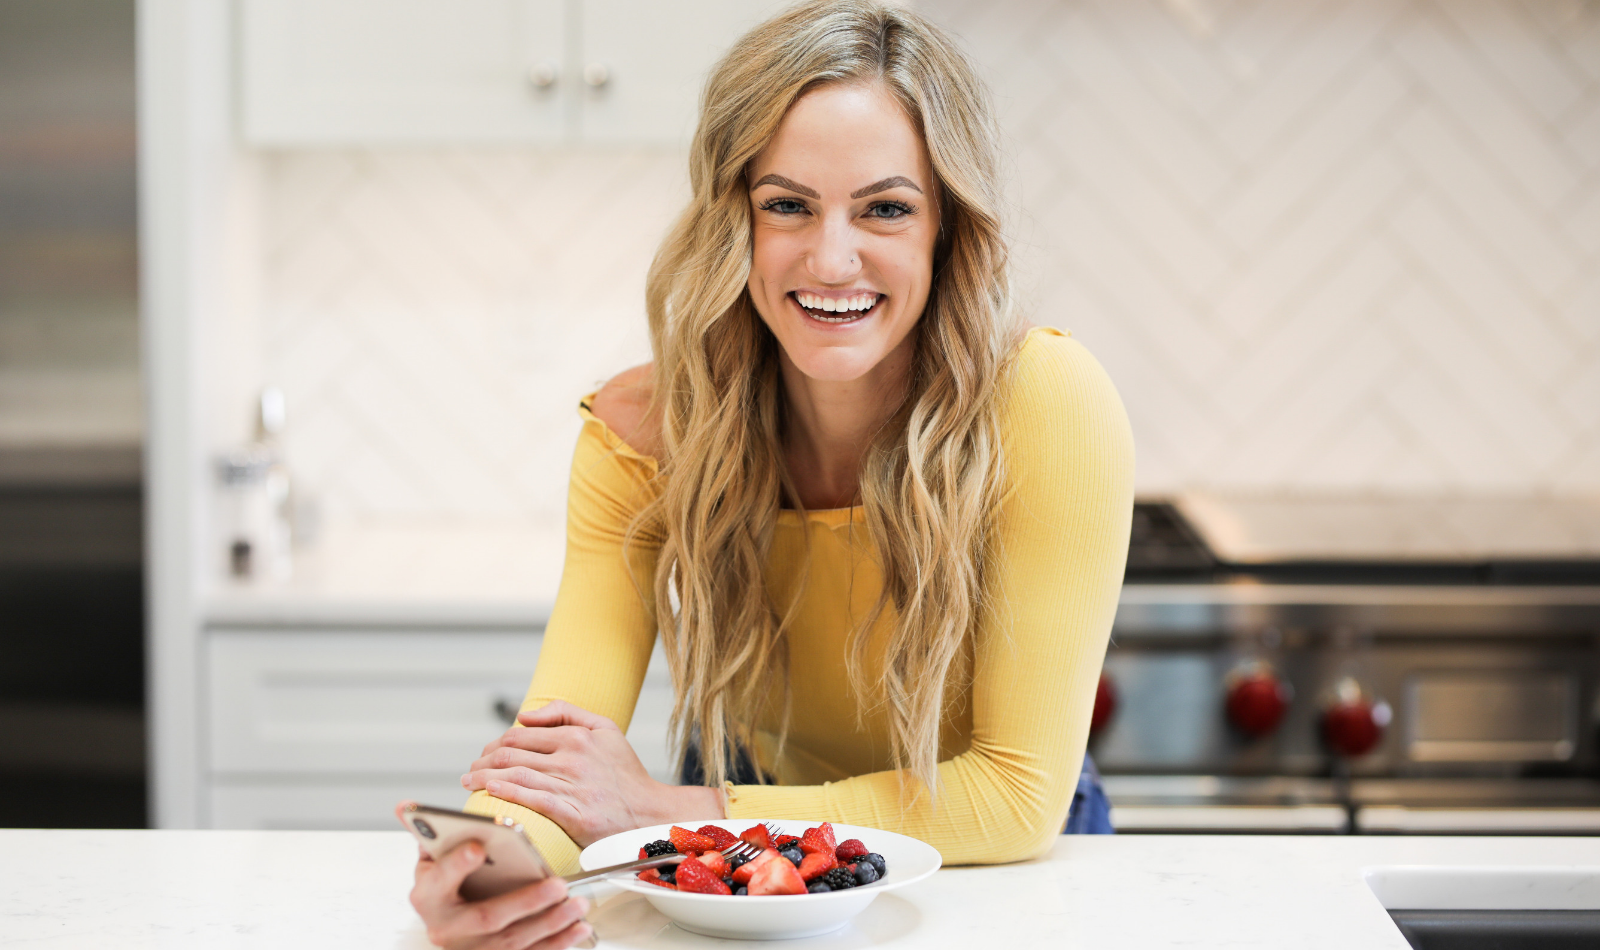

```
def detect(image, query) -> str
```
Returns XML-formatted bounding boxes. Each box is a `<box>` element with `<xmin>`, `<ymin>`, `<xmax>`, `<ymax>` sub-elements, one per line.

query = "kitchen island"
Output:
<box><xmin>3</xmin><ymin>830</ymin><xmax>1596</xmax><ymax>948</ymax></box>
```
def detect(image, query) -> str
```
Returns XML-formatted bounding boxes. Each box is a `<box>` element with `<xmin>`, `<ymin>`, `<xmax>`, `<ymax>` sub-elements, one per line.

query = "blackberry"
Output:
<box><xmin>853</xmin><ymin>862</ymin><xmax>880</xmax><ymax>886</ymax></box>
<box><xmin>860</xmin><ymin>853</ymin><xmax>887</xmax><ymax>876</ymax></box>
<box><xmin>820</xmin><ymin>867</ymin><xmax>857</xmax><ymax>891</ymax></box>
<box><xmin>641</xmin><ymin>839</ymin><xmax>676</xmax><ymax>858</ymax></box>
<box><xmin>779</xmin><ymin>846</ymin><xmax>804</xmax><ymax>867</ymax></box>
<box><xmin>807</xmin><ymin>881</ymin><xmax>832</xmax><ymax>893</ymax></box>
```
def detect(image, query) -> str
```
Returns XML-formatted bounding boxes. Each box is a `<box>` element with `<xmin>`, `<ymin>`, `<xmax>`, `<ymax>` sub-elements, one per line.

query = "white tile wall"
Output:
<box><xmin>260</xmin><ymin>0</ymin><xmax>1600</xmax><ymax>528</ymax></box>
<box><xmin>260</xmin><ymin>148</ymin><xmax>681</xmax><ymax>526</ymax></box>
<box><xmin>927</xmin><ymin>0</ymin><xmax>1600</xmax><ymax>494</ymax></box>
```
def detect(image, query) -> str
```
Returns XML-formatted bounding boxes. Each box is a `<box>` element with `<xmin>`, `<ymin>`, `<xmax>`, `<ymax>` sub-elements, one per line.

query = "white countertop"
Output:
<box><xmin>204</xmin><ymin>521</ymin><xmax>564</xmax><ymax>628</ymax></box>
<box><xmin>5</xmin><ymin>830</ymin><xmax>1598</xmax><ymax>948</ymax></box>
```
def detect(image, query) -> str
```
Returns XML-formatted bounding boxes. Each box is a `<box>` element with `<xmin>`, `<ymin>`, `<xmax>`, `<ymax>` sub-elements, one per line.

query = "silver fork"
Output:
<box><xmin>563</xmin><ymin>824</ymin><xmax>780</xmax><ymax>885</ymax></box>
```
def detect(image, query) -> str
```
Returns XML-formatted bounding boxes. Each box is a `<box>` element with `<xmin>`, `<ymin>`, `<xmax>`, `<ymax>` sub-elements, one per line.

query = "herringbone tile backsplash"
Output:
<box><xmin>260</xmin><ymin>0</ymin><xmax>1599</xmax><ymax>528</ymax></box>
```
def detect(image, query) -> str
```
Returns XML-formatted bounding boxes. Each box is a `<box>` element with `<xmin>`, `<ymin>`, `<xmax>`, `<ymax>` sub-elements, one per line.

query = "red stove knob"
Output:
<box><xmin>1320</xmin><ymin>677</ymin><xmax>1391</xmax><ymax>758</ymax></box>
<box><xmin>1225</xmin><ymin>662</ymin><xmax>1291</xmax><ymax>738</ymax></box>
<box><xmin>1090</xmin><ymin>672</ymin><xmax>1117</xmax><ymax>734</ymax></box>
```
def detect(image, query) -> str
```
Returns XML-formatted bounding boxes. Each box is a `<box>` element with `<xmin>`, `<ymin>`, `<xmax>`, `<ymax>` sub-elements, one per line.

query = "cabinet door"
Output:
<box><xmin>207</xmin><ymin>630</ymin><xmax>544</xmax><ymax>774</ymax></box>
<box><xmin>577</xmin><ymin>0</ymin><xmax>790</xmax><ymax>144</ymax></box>
<box><xmin>209</xmin><ymin>777</ymin><xmax>472</xmax><ymax>830</ymax></box>
<box><xmin>241</xmin><ymin>0</ymin><xmax>567</xmax><ymax>144</ymax></box>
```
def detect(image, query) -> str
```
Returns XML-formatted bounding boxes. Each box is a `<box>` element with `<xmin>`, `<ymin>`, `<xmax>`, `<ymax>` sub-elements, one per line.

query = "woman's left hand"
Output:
<box><xmin>462</xmin><ymin>700</ymin><xmax>724</xmax><ymax>848</ymax></box>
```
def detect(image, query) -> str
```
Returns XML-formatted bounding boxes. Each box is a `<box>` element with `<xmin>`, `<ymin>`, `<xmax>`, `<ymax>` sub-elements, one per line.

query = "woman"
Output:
<box><xmin>405</xmin><ymin>1</ymin><xmax>1132</xmax><ymax>945</ymax></box>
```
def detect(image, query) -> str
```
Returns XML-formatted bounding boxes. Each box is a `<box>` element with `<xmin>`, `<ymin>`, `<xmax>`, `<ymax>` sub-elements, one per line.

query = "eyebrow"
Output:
<box><xmin>851</xmin><ymin>176</ymin><xmax>923</xmax><ymax>198</ymax></box>
<box><xmin>749</xmin><ymin>174</ymin><xmax>925</xmax><ymax>200</ymax></box>
<box><xmin>751</xmin><ymin>174</ymin><xmax>820</xmax><ymax>199</ymax></box>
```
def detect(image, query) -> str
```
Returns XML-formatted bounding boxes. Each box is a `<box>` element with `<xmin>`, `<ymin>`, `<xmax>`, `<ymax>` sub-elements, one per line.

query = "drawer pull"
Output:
<box><xmin>493</xmin><ymin>699</ymin><xmax>522</xmax><ymax>726</ymax></box>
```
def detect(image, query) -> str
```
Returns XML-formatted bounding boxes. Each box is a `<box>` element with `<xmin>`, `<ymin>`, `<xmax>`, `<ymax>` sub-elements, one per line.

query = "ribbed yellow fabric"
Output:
<box><xmin>464</xmin><ymin>327</ymin><xmax>1134</xmax><ymax>871</ymax></box>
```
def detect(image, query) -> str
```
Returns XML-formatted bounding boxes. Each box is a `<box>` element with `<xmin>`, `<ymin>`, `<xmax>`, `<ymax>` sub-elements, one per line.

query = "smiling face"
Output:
<box><xmin>746</xmin><ymin>82</ymin><xmax>940</xmax><ymax>385</ymax></box>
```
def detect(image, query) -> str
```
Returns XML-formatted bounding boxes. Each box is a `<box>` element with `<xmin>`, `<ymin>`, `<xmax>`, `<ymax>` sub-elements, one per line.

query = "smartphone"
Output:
<box><xmin>400</xmin><ymin>803</ymin><xmax>556</xmax><ymax>901</ymax></box>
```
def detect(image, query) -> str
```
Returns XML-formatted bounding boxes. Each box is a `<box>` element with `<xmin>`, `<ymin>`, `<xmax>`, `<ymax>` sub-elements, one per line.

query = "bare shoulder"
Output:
<box><xmin>589</xmin><ymin>363</ymin><xmax>662</xmax><ymax>458</ymax></box>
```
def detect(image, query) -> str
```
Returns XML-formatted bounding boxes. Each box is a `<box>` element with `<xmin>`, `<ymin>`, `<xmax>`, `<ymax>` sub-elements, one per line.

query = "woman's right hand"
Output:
<box><xmin>404</xmin><ymin>812</ymin><xmax>592</xmax><ymax>949</ymax></box>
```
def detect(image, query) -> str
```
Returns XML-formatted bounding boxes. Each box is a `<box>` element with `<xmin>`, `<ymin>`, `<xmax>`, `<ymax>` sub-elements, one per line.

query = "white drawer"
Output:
<box><xmin>208</xmin><ymin>777</ymin><xmax>471</xmax><ymax>831</ymax></box>
<box><xmin>206</xmin><ymin>630</ymin><xmax>542</xmax><ymax>775</ymax></box>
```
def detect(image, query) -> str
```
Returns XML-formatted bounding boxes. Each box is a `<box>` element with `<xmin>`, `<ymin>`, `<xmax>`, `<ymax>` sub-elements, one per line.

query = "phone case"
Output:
<box><xmin>401</xmin><ymin>803</ymin><xmax>555</xmax><ymax>901</ymax></box>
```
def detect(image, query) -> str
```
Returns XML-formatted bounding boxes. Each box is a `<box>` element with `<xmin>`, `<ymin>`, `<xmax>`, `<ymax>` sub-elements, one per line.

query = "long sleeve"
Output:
<box><xmin>462</xmin><ymin>404</ymin><xmax>663</xmax><ymax>874</ymax></box>
<box><xmin>723</xmin><ymin>331</ymin><xmax>1135</xmax><ymax>865</ymax></box>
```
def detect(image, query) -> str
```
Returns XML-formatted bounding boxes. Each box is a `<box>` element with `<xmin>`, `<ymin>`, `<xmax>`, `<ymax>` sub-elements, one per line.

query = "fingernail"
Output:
<box><xmin>460</xmin><ymin>773</ymin><xmax>470</xmax><ymax>788</ymax></box>
<box><xmin>573</xmin><ymin>896</ymin><xmax>589</xmax><ymax>915</ymax></box>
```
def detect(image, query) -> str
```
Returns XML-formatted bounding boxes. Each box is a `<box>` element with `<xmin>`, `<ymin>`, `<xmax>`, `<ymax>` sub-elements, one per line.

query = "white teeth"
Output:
<box><xmin>793</xmin><ymin>292</ymin><xmax>880</xmax><ymax>321</ymax></box>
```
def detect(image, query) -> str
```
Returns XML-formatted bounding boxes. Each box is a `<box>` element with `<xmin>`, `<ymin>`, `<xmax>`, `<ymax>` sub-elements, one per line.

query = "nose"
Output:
<box><xmin>806</xmin><ymin>214</ymin><xmax>861</xmax><ymax>284</ymax></box>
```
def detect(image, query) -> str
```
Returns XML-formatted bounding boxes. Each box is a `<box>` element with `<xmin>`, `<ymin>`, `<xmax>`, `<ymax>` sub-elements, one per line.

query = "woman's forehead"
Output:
<box><xmin>748</xmin><ymin>83</ymin><xmax>931</xmax><ymax>196</ymax></box>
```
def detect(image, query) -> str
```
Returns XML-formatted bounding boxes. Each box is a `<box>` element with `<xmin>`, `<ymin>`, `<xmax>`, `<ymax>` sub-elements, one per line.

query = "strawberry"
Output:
<box><xmin>731</xmin><ymin>848</ymin><xmax>780</xmax><ymax>885</ymax></box>
<box><xmin>674</xmin><ymin>856</ymin><xmax>733</xmax><ymax>895</ymax></box>
<box><xmin>668</xmin><ymin>825</ymin><xmax>717</xmax><ymax>856</ymax></box>
<box><xmin>749</xmin><ymin>853</ymin><xmax>807</xmax><ymax>895</ymax></box>
<box><xmin>797</xmin><ymin>850</ymin><xmax>837</xmax><ymax>882</ymax></box>
<box><xmin>773</xmin><ymin>834</ymin><xmax>800</xmax><ymax>848</ymax></box>
<box><xmin>637</xmin><ymin>868</ymin><xmax>676</xmax><ymax>890</ymax></box>
<box><xmin>695</xmin><ymin>850</ymin><xmax>729</xmax><ymax>878</ymax></box>
<box><xmin>798</xmin><ymin>822</ymin><xmax>837</xmax><ymax>856</ymax></box>
<box><xmin>739</xmin><ymin>825</ymin><xmax>773</xmax><ymax>850</ymax></box>
<box><xmin>696</xmin><ymin>825</ymin><xmax>739</xmax><ymax>850</ymax></box>
<box><xmin>835</xmin><ymin>838</ymin><xmax>868</xmax><ymax>861</ymax></box>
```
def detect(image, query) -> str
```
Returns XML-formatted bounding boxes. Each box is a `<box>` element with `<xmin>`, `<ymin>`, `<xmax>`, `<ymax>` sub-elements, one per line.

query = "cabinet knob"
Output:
<box><xmin>493</xmin><ymin>698</ymin><xmax>521</xmax><ymax>725</ymax></box>
<box><xmin>527</xmin><ymin>64</ymin><xmax>559</xmax><ymax>91</ymax></box>
<box><xmin>583</xmin><ymin>63</ymin><xmax>611</xmax><ymax>89</ymax></box>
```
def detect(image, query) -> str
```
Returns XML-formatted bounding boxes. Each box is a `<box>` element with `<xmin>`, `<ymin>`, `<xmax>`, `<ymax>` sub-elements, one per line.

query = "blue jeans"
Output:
<box><xmin>1063</xmin><ymin>754</ymin><xmax>1114</xmax><ymax>834</ymax></box>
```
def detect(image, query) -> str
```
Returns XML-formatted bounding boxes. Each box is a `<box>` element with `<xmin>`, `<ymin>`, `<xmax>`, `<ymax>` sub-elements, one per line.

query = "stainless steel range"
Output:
<box><xmin>1097</xmin><ymin>494</ymin><xmax>1600</xmax><ymax>834</ymax></box>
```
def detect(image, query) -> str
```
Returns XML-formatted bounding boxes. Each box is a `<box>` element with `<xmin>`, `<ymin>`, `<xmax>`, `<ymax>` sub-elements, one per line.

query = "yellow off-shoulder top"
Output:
<box><xmin>465</xmin><ymin>327</ymin><xmax>1135</xmax><ymax>872</ymax></box>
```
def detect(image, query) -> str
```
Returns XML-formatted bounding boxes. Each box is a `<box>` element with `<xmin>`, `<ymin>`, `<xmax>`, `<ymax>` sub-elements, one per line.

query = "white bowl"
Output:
<box><xmin>577</xmin><ymin>818</ymin><xmax>941</xmax><ymax>940</ymax></box>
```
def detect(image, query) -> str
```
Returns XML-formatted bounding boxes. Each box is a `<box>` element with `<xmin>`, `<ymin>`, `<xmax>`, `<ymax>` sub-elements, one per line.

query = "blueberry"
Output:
<box><xmin>723</xmin><ymin>877</ymin><xmax>735</xmax><ymax>890</ymax></box>
<box><xmin>658</xmin><ymin>869</ymin><xmax>676</xmax><ymax>885</ymax></box>
<box><xmin>808</xmin><ymin>881</ymin><xmax>832</xmax><ymax>893</ymax></box>
<box><xmin>780</xmin><ymin>846</ymin><xmax>804</xmax><ymax>867</ymax></box>
<box><xmin>854</xmin><ymin>862</ymin><xmax>880</xmax><ymax>886</ymax></box>
<box><xmin>862</xmin><ymin>853</ymin><xmax>887</xmax><ymax>876</ymax></box>
<box><xmin>734</xmin><ymin>886</ymin><xmax>748</xmax><ymax>896</ymax></box>
<box><xmin>726</xmin><ymin>855</ymin><xmax>748</xmax><ymax>871</ymax></box>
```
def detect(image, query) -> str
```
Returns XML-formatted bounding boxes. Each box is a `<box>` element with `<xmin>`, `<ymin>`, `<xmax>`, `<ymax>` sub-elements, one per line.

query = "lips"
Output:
<box><xmin>789</xmin><ymin>291</ymin><xmax>883</xmax><ymax>324</ymax></box>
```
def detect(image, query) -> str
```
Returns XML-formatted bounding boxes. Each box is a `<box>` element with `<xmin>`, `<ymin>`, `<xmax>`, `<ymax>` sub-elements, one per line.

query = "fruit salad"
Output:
<box><xmin>634</xmin><ymin>822</ymin><xmax>889</xmax><ymax>896</ymax></box>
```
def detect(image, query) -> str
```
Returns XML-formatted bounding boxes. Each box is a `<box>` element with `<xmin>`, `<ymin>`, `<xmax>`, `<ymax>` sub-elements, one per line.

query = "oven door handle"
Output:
<box><xmin>1357</xmin><ymin>807</ymin><xmax>1600</xmax><ymax>835</ymax></box>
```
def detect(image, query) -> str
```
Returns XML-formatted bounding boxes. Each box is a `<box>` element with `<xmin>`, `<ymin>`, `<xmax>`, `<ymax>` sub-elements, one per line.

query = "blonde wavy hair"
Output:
<box><xmin>636</xmin><ymin>0</ymin><xmax>1017</xmax><ymax>795</ymax></box>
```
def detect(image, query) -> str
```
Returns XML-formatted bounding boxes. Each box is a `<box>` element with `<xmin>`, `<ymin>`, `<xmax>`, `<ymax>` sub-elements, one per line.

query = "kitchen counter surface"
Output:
<box><xmin>4</xmin><ymin>830</ymin><xmax>1597</xmax><ymax>948</ymax></box>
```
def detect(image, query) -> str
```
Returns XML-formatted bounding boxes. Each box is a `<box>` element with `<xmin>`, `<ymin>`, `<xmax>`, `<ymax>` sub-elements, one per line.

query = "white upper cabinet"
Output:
<box><xmin>577</xmin><ymin>0</ymin><xmax>783</xmax><ymax>144</ymax></box>
<box><xmin>241</xmin><ymin>0</ymin><xmax>790</xmax><ymax>146</ymax></box>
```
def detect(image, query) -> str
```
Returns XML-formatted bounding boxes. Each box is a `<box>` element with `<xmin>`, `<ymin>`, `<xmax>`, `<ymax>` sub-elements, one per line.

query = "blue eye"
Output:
<box><xmin>759</xmin><ymin>198</ymin><xmax>808</xmax><ymax>215</ymax></box>
<box><xmin>867</xmin><ymin>201</ymin><xmax>914</xmax><ymax>220</ymax></box>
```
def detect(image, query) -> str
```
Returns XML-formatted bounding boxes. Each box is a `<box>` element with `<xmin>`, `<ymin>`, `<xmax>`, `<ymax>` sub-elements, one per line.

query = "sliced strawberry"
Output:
<box><xmin>773</xmin><ymin>834</ymin><xmax>800</xmax><ymax>848</ymax></box>
<box><xmin>797</xmin><ymin>850</ymin><xmax>837</xmax><ymax>882</ymax></box>
<box><xmin>731</xmin><ymin>848</ymin><xmax>780</xmax><ymax>885</ymax></box>
<box><xmin>638</xmin><ymin>845</ymin><xmax>650</xmax><ymax>859</ymax></box>
<box><xmin>696</xmin><ymin>825</ymin><xmax>739</xmax><ymax>850</ymax></box>
<box><xmin>739</xmin><ymin>825</ymin><xmax>773</xmax><ymax>850</ymax></box>
<box><xmin>674</xmin><ymin>856</ymin><xmax>733</xmax><ymax>895</ymax></box>
<box><xmin>748</xmin><ymin>854</ymin><xmax>807</xmax><ymax>895</ymax></box>
<box><xmin>695</xmin><ymin>850</ymin><xmax>728</xmax><ymax>878</ymax></box>
<box><xmin>798</xmin><ymin>822</ymin><xmax>837</xmax><ymax>856</ymax></box>
<box><xmin>668</xmin><ymin>825</ymin><xmax>717</xmax><ymax>856</ymax></box>
<box><xmin>637</xmin><ymin>868</ymin><xmax>676</xmax><ymax>890</ymax></box>
<box><xmin>835</xmin><ymin>838</ymin><xmax>868</xmax><ymax>861</ymax></box>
